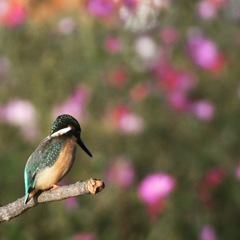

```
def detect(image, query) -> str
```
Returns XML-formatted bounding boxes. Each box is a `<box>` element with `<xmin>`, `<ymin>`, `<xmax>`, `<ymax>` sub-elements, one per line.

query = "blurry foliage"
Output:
<box><xmin>0</xmin><ymin>1</ymin><xmax>240</xmax><ymax>240</ymax></box>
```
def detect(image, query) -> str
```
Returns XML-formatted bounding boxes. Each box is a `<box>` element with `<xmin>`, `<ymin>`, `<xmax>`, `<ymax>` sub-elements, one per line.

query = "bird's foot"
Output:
<box><xmin>50</xmin><ymin>184</ymin><xmax>61</xmax><ymax>191</ymax></box>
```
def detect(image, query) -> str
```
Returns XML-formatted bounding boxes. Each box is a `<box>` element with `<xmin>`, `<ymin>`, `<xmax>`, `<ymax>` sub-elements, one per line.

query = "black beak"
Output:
<box><xmin>78</xmin><ymin>138</ymin><xmax>93</xmax><ymax>157</ymax></box>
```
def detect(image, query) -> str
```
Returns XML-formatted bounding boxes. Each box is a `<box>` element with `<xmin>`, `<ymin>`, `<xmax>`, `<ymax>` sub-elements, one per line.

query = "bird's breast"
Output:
<box><xmin>35</xmin><ymin>137</ymin><xmax>77</xmax><ymax>190</ymax></box>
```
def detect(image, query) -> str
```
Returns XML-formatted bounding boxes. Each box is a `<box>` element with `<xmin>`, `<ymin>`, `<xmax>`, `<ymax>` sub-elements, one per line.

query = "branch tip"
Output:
<box><xmin>86</xmin><ymin>178</ymin><xmax>105</xmax><ymax>194</ymax></box>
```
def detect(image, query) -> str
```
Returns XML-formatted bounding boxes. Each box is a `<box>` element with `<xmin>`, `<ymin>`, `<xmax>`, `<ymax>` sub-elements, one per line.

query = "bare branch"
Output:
<box><xmin>0</xmin><ymin>179</ymin><xmax>105</xmax><ymax>223</ymax></box>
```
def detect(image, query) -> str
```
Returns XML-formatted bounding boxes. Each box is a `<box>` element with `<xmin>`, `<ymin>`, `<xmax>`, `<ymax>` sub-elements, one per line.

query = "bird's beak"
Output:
<box><xmin>78</xmin><ymin>138</ymin><xmax>93</xmax><ymax>157</ymax></box>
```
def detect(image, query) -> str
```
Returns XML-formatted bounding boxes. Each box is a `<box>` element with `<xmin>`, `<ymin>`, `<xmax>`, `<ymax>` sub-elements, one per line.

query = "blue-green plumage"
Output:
<box><xmin>24</xmin><ymin>114</ymin><xmax>92</xmax><ymax>205</ymax></box>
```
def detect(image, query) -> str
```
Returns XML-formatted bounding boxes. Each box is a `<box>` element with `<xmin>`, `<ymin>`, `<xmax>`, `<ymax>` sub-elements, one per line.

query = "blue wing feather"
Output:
<box><xmin>24</xmin><ymin>136</ymin><xmax>63</xmax><ymax>202</ymax></box>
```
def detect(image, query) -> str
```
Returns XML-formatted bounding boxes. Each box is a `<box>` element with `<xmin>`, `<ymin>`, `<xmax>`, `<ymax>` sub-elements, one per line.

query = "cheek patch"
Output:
<box><xmin>50</xmin><ymin>126</ymin><xmax>72</xmax><ymax>138</ymax></box>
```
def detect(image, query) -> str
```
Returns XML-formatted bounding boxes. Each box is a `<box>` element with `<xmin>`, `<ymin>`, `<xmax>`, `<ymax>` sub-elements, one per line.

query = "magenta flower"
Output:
<box><xmin>0</xmin><ymin>99</ymin><xmax>38</xmax><ymax>140</ymax></box>
<box><xmin>235</xmin><ymin>164</ymin><xmax>240</xmax><ymax>180</ymax></box>
<box><xmin>191</xmin><ymin>100</ymin><xmax>215</xmax><ymax>121</ymax></box>
<box><xmin>103</xmin><ymin>104</ymin><xmax>144</xmax><ymax>134</ymax></box>
<box><xmin>53</xmin><ymin>85</ymin><xmax>90</xmax><ymax>121</ymax></box>
<box><xmin>167</xmin><ymin>91</ymin><xmax>191</xmax><ymax>112</ymax></box>
<box><xmin>64</xmin><ymin>197</ymin><xmax>79</xmax><ymax>210</ymax></box>
<box><xmin>187</xmin><ymin>32</ymin><xmax>226</xmax><ymax>72</ymax></box>
<box><xmin>104</xmin><ymin>37</ymin><xmax>122</xmax><ymax>53</ymax></box>
<box><xmin>106</xmin><ymin>156</ymin><xmax>135</xmax><ymax>188</ymax></box>
<box><xmin>138</xmin><ymin>173</ymin><xmax>176</xmax><ymax>205</ymax></box>
<box><xmin>197</xmin><ymin>0</ymin><xmax>226</xmax><ymax>20</ymax></box>
<box><xmin>86</xmin><ymin>0</ymin><xmax>115</xmax><ymax>17</ymax></box>
<box><xmin>200</xmin><ymin>225</ymin><xmax>217</xmax><ymax>240</ymax></box>
<box><xmin>72</xmin><ymin>233</ymin><xmax>95</xmax><ymax>240</ymax></box>
<box><xmin>138</xmin><ymin>173</ymin><xmax>175</xmax><ymax>220</ymax></box>
<box><xmin>1</xmin><ymin>1</ymin><xmax>26</xmax><ymax>28</ymax></box>
<box><xmin>161</xmin><ymin>26</ymin><xmax>179</xmax><ymax>45</ymax></box>
<box><xmin>155</xmin><ymin>63</ymin><xmax>197</xmax><ymax>93</ymax></box>
<box><xmin>197</xmin><ymin>0</ymin><xmax>218</xmax><ymax>20</ymax></box>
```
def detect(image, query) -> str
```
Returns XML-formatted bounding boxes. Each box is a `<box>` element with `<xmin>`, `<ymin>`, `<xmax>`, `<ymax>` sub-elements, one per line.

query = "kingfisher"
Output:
<box><xmin>24</xmin><ymin>114</ymin><xmax>92</xmax><ymax>205</ymax></box>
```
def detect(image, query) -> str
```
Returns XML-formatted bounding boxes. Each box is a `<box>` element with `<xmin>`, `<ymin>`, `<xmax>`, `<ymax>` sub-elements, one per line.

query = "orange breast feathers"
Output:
<box><xmin>34</xmin><ymin>137</ymin><xmax>77</xmax><ymax>191</ymax></box>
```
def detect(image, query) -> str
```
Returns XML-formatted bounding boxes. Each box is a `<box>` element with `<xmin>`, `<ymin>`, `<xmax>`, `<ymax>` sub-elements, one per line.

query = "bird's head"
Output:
<box><xmin>50</xmin><ymin>114</ymin><xmax>92</xmax><ymax>157</ymax></box>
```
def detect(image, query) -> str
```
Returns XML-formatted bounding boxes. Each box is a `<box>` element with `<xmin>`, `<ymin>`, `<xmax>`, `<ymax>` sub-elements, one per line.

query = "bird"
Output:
<box><xmin>24</xmin><ymin>114</ymin><xmax>92</xmax><ymax>205</ymax></box>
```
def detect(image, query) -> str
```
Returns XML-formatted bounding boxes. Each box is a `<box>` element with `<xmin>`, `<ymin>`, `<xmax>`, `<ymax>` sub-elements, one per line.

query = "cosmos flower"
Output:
<box><xmin>135</xmin><ymin>36</ymin><xmax>158</xmax><ymax>61</ymax></box>
<box><xmin>138</xmin><ymin>173</ymin><xmax>175</xmax><ymax>219</ymax></box>
<box><xmin>200</xmin><ymin>225</ymin><xmax>217</xmax><ymax>240</ymax></box>
<box><xmin>197</xmin><ymin>0</ymin><xmax>218</xmax><ymax>20</ymax></box>
<box><xmin>106</xmin><ymin>156</ymin><xmax>135</xmax><ymax>188</ymax></box>
<box><xmin>155</xmin><ymin>63</ymin><xmax>197</xmax><ymax>93</ymax></box>
<box><xmin>197</xmin><ymin>0</ymin><xmax>226</xmax><ymax>20</ymax></box>
<box><xmin>166</xmin><ymin>91</ymin><xmax>191</xmax><ymax>112</ymax></box>
<box><xmin>0</xmin><ymin>99</ymin><xmax>38</xmax><ymax>140</ymax></box>
<box><xmin>235</xmin><ymin>164</ymin><xmax>240</xmax><ymax>180</ymax></box>
<box><xmin>160</xmin><ymin>26</ymin><xmax>179</xmax><ymax>45</ymax></box>
<box><xmin>64</xmin><ymin>197</ymin><xmax>79</xmax><ymax>210</ymax></box>
<box><xmin>191</xmin><ymin>100</ymin><xmax>215</xmax><ymax>121</ymax></box>
<box><xmin>104</xmin><ymin>36</ymin><xmax>122</xmax><ymax>53</ymax></box>
<box><xmin>119</xmin><ymin>0</ymin><xmax>170</xmax><ymax>31</ymax></box>
<box><xmin>103</xmin><ymin>104</ymin><xmax>144</xmax><ymax>134</ymax></box>
<box><xmin>0</xmin><ymin>0</ymin><xmax>26</xmax><ymax>28</ymax></box>
<box><xmin>187</xmin><ymin>32</ymin><xmax>226</xmax><ymax>72</ymax></box>
<box><xmin>53</xmin><ymin>85</ymin><xmax>91</xmax><ymax>121</ymax></box>
<box><xmin>72</xmin><ymin>233</ymin><xmax>95</xmax><ymax>240</ymax></box>
<box><xmin>57</xmin><ymin>17</ymin><xmax>75</xmax><ymax>35</ymax></box>
<box><xmin>86</xmin><ymin>0</ymin><xmax>116</xmax><ymax>17</ymax></box>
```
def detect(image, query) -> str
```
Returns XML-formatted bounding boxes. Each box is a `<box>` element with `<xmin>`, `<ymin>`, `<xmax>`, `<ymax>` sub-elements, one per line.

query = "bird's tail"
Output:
<box><xmin>24</xmin><ymin>194</ymin><xmax>29</xmax><ymax>205</ymax></box>
<box><xmin>24</xmin><ymin>190</ymin><xmax>36</xmax><ymax>205</ymax></box>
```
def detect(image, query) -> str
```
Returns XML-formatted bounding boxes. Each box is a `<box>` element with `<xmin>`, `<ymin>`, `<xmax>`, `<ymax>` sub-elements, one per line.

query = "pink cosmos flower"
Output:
<box><xmin>0</xmin><ymin>99</ymin><xmax>38</xmax><ymax>140</ymax></box>
<box><xmin>72</xmin><ymin>233</ymin><xmax>95</xmax><ymax>240</ymax></box>
<box><xmin>197</xmin><ymin>0</ymin><xmax>227</xmax><ymax>20</ymax></box>
<box><xmin>106</xmin><ymin>156</ymin><xmax>135</xmax><ymax>188</ymax></box>
<box><xmin>191</xmin><ymin>100</ymin><xmax>215</xmax><ymax>121</ymax></box>
<box><xmin>167</xmin><ymin>91</ymin><xmax>191</xmax><ymax>112</ymax></box>
<box><xmin>64</xmin><ymin>197</ymin><xmax>79</xmax><ymax>210</ymax></box>
<box><xmin>138</xmin><ymin>173</ymin><xmax>175</xmax><ymax>219</ymax></box>
<box><xmin>53</xmin><ymin>85</ymin><xmax>90</xmax><ymax>121</ymax></box>
<box><xmin>197</xmin><ymin>0</ymin><xmax>218</xmax><ymax>20</ymax></box>
<box><xmin>104</xmin><ymin>37</ymin><xmax>122</xmax><ymax>53</ymax></box>
<box><xmin>0</xmin><ymin>0</ymin><xmax>26</xmax><ymax>28</ymax></box>
<box><xmin>103</xmin><ymin>104</ymin><xmax>144</xmax><ymax>134</ymax></box>
<box><xmin>155</xmin><ymin>62</ymin><xmax>197</xmax><ymax>112</ymax></box>
<box><xmin>187</xmin><ymin>32</ymin><xmax>226</xmax><ymax>72</ymax></box>
<box><xmin>155</xmin><ymin>63</ymin><xmax>197</xmax><ymax>93</ymax></box>
<box><xmin>138</xmin><ymin>173</ymin><xmax>175</xmax><ymax>204</ymax></box>
<box><xmin>86</xmin><ymin>0</ymin><xmax>116</xmax><ymax>17</ymax></box>
<box><xmin>235</xmin><ymin>164</ymin><xmax>240</xmax><ymax>180</ymax></box>
<box><xmin>200</xmin><ymin>225</ymin><xmax>217</xmax><ymax>240</ymax></box>
<box><xmin>161</xmin><ymin>26</ymin><xmax>179</xmax><ymax>45</ymax></box>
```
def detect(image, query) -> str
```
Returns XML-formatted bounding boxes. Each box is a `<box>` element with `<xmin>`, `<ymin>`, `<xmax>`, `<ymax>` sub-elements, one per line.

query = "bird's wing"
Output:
<box><xmin>24</xmin><ymin>137</ymin><xmax>63</xmax><ymax>194</ymax></box>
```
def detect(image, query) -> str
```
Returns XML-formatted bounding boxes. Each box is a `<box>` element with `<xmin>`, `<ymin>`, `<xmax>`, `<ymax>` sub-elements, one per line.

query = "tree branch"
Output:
<box><xmin>0</xmin><ymin>178</ymin><xmax>105</xmax><ymax>223</ymax></box>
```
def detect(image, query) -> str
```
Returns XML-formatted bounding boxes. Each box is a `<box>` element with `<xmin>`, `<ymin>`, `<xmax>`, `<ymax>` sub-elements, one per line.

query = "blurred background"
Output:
<box><xmin>0</xmin><ymin>0</ymin><xmax>240</xmax><ymax>239</ymax></box>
